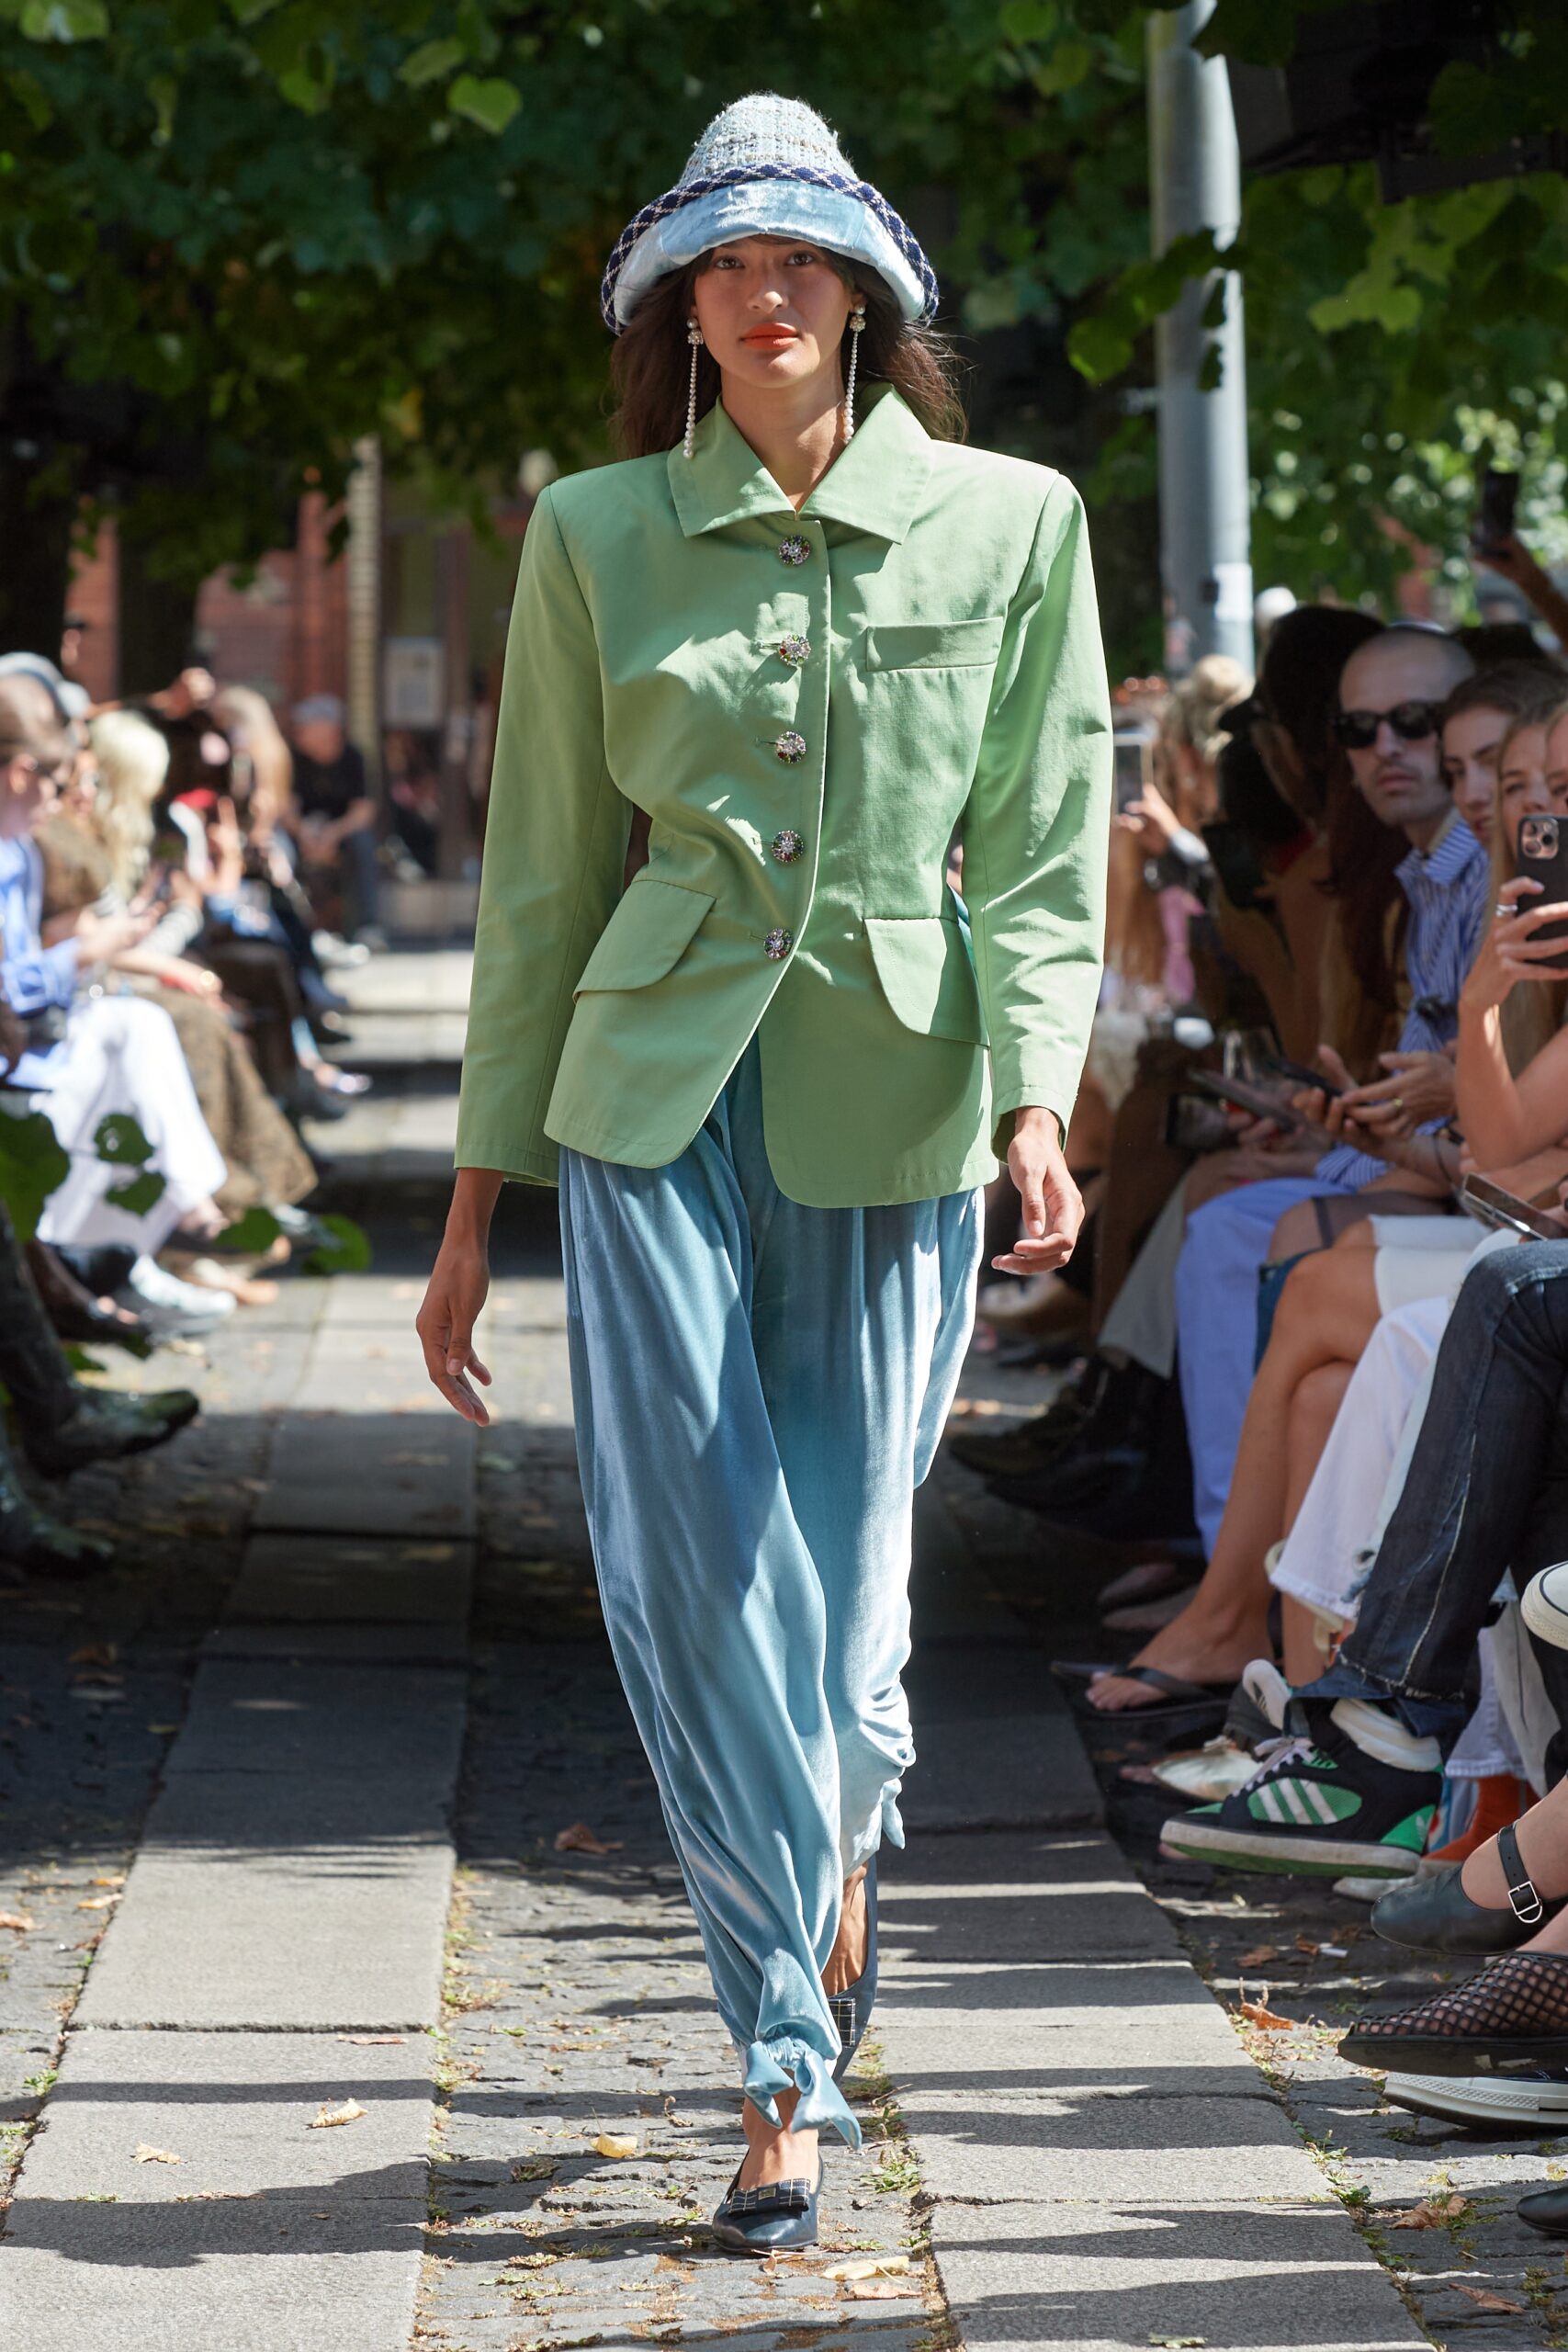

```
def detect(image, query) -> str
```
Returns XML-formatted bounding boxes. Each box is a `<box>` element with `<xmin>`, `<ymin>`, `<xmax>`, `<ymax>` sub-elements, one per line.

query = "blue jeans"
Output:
<box><xmin>558</xmin><ymin>1040</ymin><xmax>981</xmax><ymax>2143</ymax></box>
<box><xmin>1303</xmin><ymin>1240</ymin><xmax>1568</xmax><ymax>1752</ymax></box>
<box><xmin>1176</xmin><ymin>1175</ymin><xmax>1359</xmax><ymax>1553</ymax></box>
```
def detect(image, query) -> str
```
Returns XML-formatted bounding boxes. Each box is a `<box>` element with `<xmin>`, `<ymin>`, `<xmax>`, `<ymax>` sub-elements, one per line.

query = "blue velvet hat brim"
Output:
<box><xmin>606</xmin><ymin>179</ymin><xmax>931</xmax><ymax>332</ymax></box>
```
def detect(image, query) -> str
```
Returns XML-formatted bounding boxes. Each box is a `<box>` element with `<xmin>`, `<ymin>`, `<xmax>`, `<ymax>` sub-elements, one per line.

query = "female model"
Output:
<box><xmin>418</xmin><ymin>93</ymin><xmax>1111</xmax><ymax>2254</ymax></box>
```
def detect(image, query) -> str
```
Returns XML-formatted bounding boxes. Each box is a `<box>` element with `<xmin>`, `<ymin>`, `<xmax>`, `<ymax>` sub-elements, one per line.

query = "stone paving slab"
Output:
<box><xmin>251</xmin><ymin>1411</ymin><xmax>475</xmax><ymax>1537</ymax></box>
<box><xmin>203</xmin><ymin>1623</ymin><xmax>469</xmax><ymax>1667</ymax></box>
<box><xmin>158</xmin><ymin>1658</ymin><xmax>467</xmax><ymax>1783</ymax></box>
<box><xmin>74</xmin><ymin>1775</ymin><xmax>455</xmax><ymax>2030</ymax></box>
<box><xmin>879</xmin><ymin>1831</ymin><xmax>1180</xmax><ymax>1962</ymax></box>
<box><xmin>0</xmin><ymin>2199</ymin><xmax>426</xmax><ymax>2352</ymax></box>
<box><xmin>926</xmin><ymin>2200</ymin><xmax>1427</xmax><ymax>2352</ymax></box>
<box><xmin>222</xmin><ymin>1533</ymin><xmax>473</xmax><ymax>1628</ymax></box>
<box><xmin>11</xmin><ymin>2027</ymin><xmax>433</xmax><ymax>2202</ymax></box>
<box><xmin>901</xmin><ymin>1712</ymin><xmax>1101</xmax><ymax>1834</ymax></box>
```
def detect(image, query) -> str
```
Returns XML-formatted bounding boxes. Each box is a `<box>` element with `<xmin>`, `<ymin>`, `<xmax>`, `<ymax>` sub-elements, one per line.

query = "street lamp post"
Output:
<box><xmin>1148</xmin><ymin>0</ymin><xmax>1254</xmax><ymax>675</ymax></box>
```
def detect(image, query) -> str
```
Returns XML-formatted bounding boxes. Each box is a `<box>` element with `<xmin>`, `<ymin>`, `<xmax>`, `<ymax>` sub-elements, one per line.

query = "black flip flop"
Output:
<box><xmin>1058</xmin><ymin>1663</ymin><xmax>1236</xmax><ymax>1732</ymax></box>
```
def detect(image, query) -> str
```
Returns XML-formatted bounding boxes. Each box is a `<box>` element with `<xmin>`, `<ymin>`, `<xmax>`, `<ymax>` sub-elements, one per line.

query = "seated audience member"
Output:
<box><xmin>0</xmin><ymin>676</ymin><xmax>231</xmax><ymax>1322</ymax></box>
<box><xmin>1084</xmin><ymin>690</ymin><xmax>1568</xmax><ymax>1713</ymax></box>
<box><xmin>1171</xmin><ymin>626</ymin><xmax>1487</xmax><ymax>1564</ymax></box>
<box><xmin>288</xmin><ymin>694</ymin><xmax>381</xmax><ymax>946</ymax></box>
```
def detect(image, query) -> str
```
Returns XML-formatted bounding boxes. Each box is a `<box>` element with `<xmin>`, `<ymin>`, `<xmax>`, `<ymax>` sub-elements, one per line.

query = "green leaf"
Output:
<box><xmin>148</xmin><ymin>74</ymin><xmax>176</xmax><ymax>145</ymax></box>
<box><xmin>227</xmin><ymin>0</ymin><xmax>284</xmax><ymax>19</ymax></box>
<box><xmin>301</xmin><ymin>1212</ymin><xmax>373</xmax><ymax>1276</ymax></box>
<box><xmin>18</xmin><ymin>0</ymin><xmax>107</xmax><ymax>40</ymax></box>
<box><xmin>0</xmin><ymin>1106</ymin><xmax>69</xmax><ymax>1244</ymax></box>
<box><xmin>400</xmin><ymin>39</ymin><xmax>467</xmax><ymax>86</ymax></box>
<box><xmin>277</xmin><ymin>65</ymin><xmax>331</xmax><ymax>116</ymax></box>
<box><xmin>1066</xmin><ymin>311</ymin><xmax>1135</xmax><ymax>383</ymax></box>
<box><xmin>93</xmin><ymin>1112</ymin><xmax>154</xmax><ymax>1166</ymax></box>
<box><xmin>446</xmin><ymin>75</ymin><xmax>521</xmax><ymax>135</ymax></box>
<box><xmin>1031</xmin><ymin>40</ymin><xmax>1092</xmax><ymax>96</ymax></box>
<box><xmin>105</xmin><ymin>1169</ymin><xmax>167</xmax><ymax>1217</ymax></box>
<box><xmin>1197</xmin><ymin>339</ymin><xmax>1224</xmax><ymax>391</ymax></box>
<box><xmin>1192</xmin><ymin>0</ymin><xmax>1301</xmax><ymax>69</ymax></box>
<box><xmin>215</xmin><ymin>1205</ymin><xmax>283</xmax><ymax>1254</ymax></box>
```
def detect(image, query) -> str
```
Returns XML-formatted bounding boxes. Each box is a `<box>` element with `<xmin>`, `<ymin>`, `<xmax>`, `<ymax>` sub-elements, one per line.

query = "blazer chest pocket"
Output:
<box><xmin>864</xmin><ymin>914</ymin><xmax>987</xmax><ymax>1046</ymax></box>
<box><xmin>862</xmin><ymin>616</ymin><xmax>1006</xmax><ymax>673</ymax></box>
<box><xmin>573</xmin><ymin>876</ymin><xmax>714</xmax><ymax>996</ymax></box>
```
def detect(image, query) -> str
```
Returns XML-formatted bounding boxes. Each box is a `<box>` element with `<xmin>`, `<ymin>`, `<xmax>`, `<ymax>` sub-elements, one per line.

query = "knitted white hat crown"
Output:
<box><xmin>601</xmin><ymin>92</ymin><xmax>938</xmax><ymax>334</ymax></box>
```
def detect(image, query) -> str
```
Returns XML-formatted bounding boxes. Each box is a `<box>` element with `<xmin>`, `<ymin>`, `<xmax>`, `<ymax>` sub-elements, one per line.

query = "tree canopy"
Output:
<box><xmin>1</xmin><ymin>0</ymin><xmax>1565</xmax><ymax>666</ymax></box>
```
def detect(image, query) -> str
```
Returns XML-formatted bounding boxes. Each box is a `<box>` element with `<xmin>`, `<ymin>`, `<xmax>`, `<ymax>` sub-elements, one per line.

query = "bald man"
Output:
<box><xmin>1172</xmin><ymin>627</ymin><xmax>1487</xmax><ymax>1562</ymax></box>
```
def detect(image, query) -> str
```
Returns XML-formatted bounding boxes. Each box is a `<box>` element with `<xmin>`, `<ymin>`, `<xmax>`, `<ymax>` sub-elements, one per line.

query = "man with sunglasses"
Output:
<box><xmin>1173</xmin><ymin>626</ymin><xmax>1487</xmax><ymax>1566</ymax></box>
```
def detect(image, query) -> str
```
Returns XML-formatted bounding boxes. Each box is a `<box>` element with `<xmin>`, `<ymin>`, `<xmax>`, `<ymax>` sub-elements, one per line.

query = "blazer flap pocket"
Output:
<box><xmin>574</xmin><ymin>876</ymin><xmax>715</xmax><ymax>996</ymax></box>
<box><xmin>863</xmin><ymin>616</ymin><xmax>1006</xmax><ymax>672</ymax></box>
<box><xmin>864</xmin><ymin>915</ymin><xmax>987</xmax><ymax>1046</ymax></box>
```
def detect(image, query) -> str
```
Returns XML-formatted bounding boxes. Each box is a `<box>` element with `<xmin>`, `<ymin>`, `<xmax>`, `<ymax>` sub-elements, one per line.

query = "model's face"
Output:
<box><xmin>0</xmin><ymin>753</ymin><xmax>52</xmax><ymax>840</ymax></box>
<box><xmin>1441</xmin><ymin>705</ymin><xmax>1508</xmax><ymax>847</ymax></box>
<box><xmin>691</xmin><ymin>236</ymin><xmax>857</xmax><ymax>400</ymax></box>
<box><xmin>1337</xmin><ymin>640</ymin><xmax>1453</xmax><ymax>831</ymax></box>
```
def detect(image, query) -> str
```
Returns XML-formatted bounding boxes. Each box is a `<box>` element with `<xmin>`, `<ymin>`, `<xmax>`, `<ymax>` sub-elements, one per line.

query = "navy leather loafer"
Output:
<box><xmin>710</xmin><ymin>2159</ymin><xmax>823</xmax><ymax>2256</ymax></box>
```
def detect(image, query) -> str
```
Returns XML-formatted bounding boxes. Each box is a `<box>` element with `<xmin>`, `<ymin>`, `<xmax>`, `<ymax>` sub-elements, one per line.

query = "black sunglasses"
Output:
<box><xmin>1331</xmin><ymin>700</ymin><xmax>1443</xmax><ymax>751</ymax></box>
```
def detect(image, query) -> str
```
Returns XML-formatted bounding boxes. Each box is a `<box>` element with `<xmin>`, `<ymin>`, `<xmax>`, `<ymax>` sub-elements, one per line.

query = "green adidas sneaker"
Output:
<box><xmin>1160</xmin><ymin>1720</ymin><xmax>1439</xmax><ymax>1878</ymax></box>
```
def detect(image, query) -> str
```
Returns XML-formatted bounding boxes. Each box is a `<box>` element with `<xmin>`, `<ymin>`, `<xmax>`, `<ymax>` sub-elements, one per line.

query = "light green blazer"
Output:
<box><xmin>455</xmin><ymin>385</ymin><xmax>1111</xmax><ymax>1208</ymax></box>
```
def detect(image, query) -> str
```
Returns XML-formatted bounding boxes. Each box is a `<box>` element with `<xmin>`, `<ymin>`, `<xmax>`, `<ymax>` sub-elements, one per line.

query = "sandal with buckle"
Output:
<box><xmin>1340</xmin><ymin>1950</ymin><xmax>1568</xmax><ymax>2076</ymax></box>
<box><xmin>710</xmin><ymin>2158</ymin><xmax>823</xmax><ymax>2256</ymax></box>
<box><xmin>1371</xmin><ymin>1819</ymin><xmax>1564</xmax><ymax>1955</ymax></box>
<box><xmin>829</xmin><ymin>1857</ymin><xmax>878</xmax><ymax>2084</ymax></box>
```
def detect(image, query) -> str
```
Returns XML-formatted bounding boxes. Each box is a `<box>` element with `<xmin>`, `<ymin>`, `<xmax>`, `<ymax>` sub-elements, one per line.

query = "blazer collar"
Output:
<box><xmin>669</xmin><ymin>386</ymin><xmax>931</xmax><ymax>544</ymax></box>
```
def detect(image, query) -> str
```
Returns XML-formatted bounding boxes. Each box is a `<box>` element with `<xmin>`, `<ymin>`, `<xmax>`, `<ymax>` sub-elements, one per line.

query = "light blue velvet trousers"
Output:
<box><xmin>559</xmin><ymin>1040</ymin><xmax>981</xmax><ymax>2145</ymax></box>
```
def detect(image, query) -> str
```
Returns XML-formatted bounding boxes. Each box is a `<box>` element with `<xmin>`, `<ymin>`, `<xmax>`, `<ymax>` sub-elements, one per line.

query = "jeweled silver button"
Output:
<box><xmin>763</xmin><ymin>928</ymin><xmax>793</xmax><ymax>959</ymax></box>
<box><xmin>778</xmin><ymin>535</ymin><xmax>810</xmax><ymax>566</ymax></box>
<box><xmin>778</xmin><ymin>633</ymin><xmax>810</xmax><ymax>665</ymax></box>
<box><xmin>773</xmin><ymin>730</ymin><xmax>807</xmax><ymax>764</ymax></box>
<box><xmin>771</xmin><ymin>829</ymin><xmax>804</xmax><ymax>865</ymax></box>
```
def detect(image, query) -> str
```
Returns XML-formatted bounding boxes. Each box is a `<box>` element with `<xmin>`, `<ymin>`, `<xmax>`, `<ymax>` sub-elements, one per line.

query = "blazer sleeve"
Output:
<box><xmin>960</xmin><ymin>473</ymin><xmax>1111</xmax><ymax>1151</ymax></box>
<box><xmin>454</xmin><ymin>485</ymin><xmax>628</xmax><ymax>1185</ymax></box>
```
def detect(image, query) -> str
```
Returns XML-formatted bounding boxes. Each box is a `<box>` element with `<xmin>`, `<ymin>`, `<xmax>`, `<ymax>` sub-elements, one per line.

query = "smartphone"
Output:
<box><xmin>1113</xmin><ymin>729</ymin><xmax>1152</xmax><ymax>815</ymax></box>
<box><xmin>1473</xmin><ymin>467</ymin><xmax>1519</xmax><ymax>560</ymax></box>
<box><xmin>1191</xmin><ymin>1069</ymin><xmax>1304</xmax><ymax>1132</ymax></box>
<box><xmin>1261</xmin><ymin>1053</ymin><xmax>1346</xmax><ymax>1102</ymax></box>
<box><xmin>1514</xmin><ymin>811</ymin><xmax>1568</xmax><ymax>973</ymax></box>
<box><xmin>1459</xmin><ymin>1174</ymin><xmax>1563</xmax><ymax>1242</ymax></box>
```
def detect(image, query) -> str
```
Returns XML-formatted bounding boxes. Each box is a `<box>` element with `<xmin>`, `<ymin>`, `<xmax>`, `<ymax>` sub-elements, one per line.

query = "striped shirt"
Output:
<box><xmin>1315</xmin><ymin>814</ymin><xmax>1489</xmax><ymax>1193</ymax></box>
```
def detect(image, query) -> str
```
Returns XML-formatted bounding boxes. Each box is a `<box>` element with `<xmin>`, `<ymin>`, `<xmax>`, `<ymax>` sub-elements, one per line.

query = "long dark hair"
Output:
<box><xmin>608</xmin><ymin>252</ymin><xmax>966</xmax><ymax>459</ymax></box>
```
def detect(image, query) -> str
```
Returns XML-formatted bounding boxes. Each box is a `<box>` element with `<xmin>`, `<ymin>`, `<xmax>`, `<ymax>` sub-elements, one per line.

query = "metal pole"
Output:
<box><xmin>1148</xmin><ymin>1</ymin><xmax>1254</xmax><ymax>675</ymax></box>
<box><xmin>345</xmin><ymin>434</ymin><xmax>382</xmax><ymax>790</ymax></box>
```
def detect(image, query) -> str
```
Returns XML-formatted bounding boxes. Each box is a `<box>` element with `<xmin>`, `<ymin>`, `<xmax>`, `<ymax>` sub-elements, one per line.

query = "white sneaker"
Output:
<box><xmin>311</xmin><ymin>930</ymin><xmax>371</xmax><ymax>969</ymax></box>
<box><xmin>1383</xmin><ymin>2068</ymin><xmax>1568</xmax><ymax>2131</ymax></box>
<box><xmin>1522</xmin><ymin>1563</ymin><xmax>1568</xmax><ymax>1651</ymax></box>
<box><xmin>128</xmin><ymin>1255</ymin><xmax>236</xmax><ymax>1320</ymax></box>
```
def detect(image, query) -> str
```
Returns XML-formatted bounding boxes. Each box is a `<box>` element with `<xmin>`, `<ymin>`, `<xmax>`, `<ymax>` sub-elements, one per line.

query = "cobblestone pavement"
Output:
<box><xmin>942</xmin><ymin>1367</ymin><xmax>1568</xmax><ymax>2352</ymax></box>
<box><xmin>416</xmin><ymin>1639</ymin><xmax>939</xmax><ymax>2352</ymax></box>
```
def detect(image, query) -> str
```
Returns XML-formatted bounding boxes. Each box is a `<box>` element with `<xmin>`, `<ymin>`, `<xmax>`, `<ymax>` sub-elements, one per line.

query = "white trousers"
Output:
<box><xmin>32</xmin><ymin>996</ymin><xmax>227</xmax><ymax>1254</ymax></box>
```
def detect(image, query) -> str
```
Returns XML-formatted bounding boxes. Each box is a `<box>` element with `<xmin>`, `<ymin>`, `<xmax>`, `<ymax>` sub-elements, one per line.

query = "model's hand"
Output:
<box><xmin>995</xmin><ymin>1108</ymin><xmax>1083</xmax><ymax>1273</ymax></box>
<box><xmin>417</xmin><ymin>1239</ymin><xmax>493</xmax><ymax>1423</ymax></box>
<box><xmin>1337</xmin><ymin>1049</ymin><xmax>1456</xmax><ymax>1140</ymax></box>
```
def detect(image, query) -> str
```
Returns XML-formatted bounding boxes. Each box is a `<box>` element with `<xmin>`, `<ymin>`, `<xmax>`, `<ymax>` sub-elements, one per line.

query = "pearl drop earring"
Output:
<box><xmin>843</xmin><ymin>308</ymin><xmax>866</xmax><ymax>440</ymax></box>
<box><xmin>683</xmin><ymin>321</ymin><xmax>704</xmax><ymax>460</ymax></box>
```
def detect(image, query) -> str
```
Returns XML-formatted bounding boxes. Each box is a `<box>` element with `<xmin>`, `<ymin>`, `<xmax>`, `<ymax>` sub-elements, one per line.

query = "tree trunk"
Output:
<box><xmin>117</xmin><ymin>537</ymin><xmax>200</xmax><ymax>695</ymax></box>
<box><xmin>0</xmin><ymin>462</ymin><xmax>76</xmax><ymax>662</ymax></box>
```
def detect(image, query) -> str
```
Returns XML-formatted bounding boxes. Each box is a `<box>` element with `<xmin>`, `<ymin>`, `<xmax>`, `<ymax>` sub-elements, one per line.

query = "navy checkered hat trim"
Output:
<box><xmin>600</xmin><ymin>163</ymin><xmax>939</xmax><ymax>334</ymax></box>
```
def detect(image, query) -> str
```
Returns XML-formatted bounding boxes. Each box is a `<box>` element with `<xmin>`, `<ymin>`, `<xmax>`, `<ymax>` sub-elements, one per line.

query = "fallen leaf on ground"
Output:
<box><xmin>1293</xmin><ymin>1936</ymin><xmax>1319</xmax><ymax>1957</ymax></box>
<box><xmin>77</xmin><ymin>1894</ymin><xmax>118</xmax><ymax>1911</ymax></box>
<box><xmin>69</xmin><ymin>1644</ymin><xmax>118</xmax><ymax>1668</ymax></box>
<box><xmin>1386</xmin><ymin>2194</ymin><xmax>1469</xmax><ymax>2229</ymax></box>
<box><xmin>308</xmin><ymin>2099</ymin><xmax>366</xmax><ymax>2130</ymax></box>
<box><xmin>554</xmin><ymin>1823</ymin><xmax>624</xmax><ymax>1855</ymax></box>
<box><xmin>825</xmin><ymin>2256</ymin><xmax>912</xmax><ymax>2280</ymax></box>
<box><xmin>0</xmin><ymin>1911</ymin><xmax>35</xmax><ymax>1933</ymax></box>
<box><xmin>339</xmin><ymin>2035</ymin><xmax>404</xmax><ymax>2045</ymax></box>
<box><xmin>90</xmin><ymin>1873</ymin><xmax>126</xmax><ymax>1888</ymax></box>
<box><xmin>1237</xmin><ymin>1945</ymin><xmax>1279</xmax><ymax>1968</ymax></box>
<box><xmin>1149</xmin><ymin>2338</ymin><xmax>1205</xmax><ymax>2349</ymax></box>
<box><xmin>1238</xmin><ymin>1998</ymin><xmax>1294</xmax><ymax>2030</ymax></box>
<box><xmin>132</xmin><ymin>2144</ymin><xmax>180</xmax><ymax>2165</ymax></box>
<box><xmin>510</xmin><ymin>2252</ymin><xmax>559</xmax><ymax>2269</ymax></box>
<box><xmin>1452</xmin><ymin>2284</ymin><xmax>1525</xmax><ymax>2313</ymax></box>
<box><xmin>848</xmin><ymin>2278</ymin><xmax>919</xmax><ymax>2300</ymax></box>
<box><xmin>510</xmin><ymin>2160</ymin><xmax>556</xmax><ymax>2181</ymax></box>
<box><xmin>592</xmin><ymin>2132</ymin><xmax>637</xmax><ymax>2159</ymax></box>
